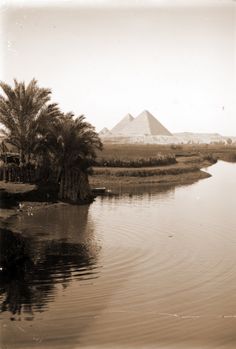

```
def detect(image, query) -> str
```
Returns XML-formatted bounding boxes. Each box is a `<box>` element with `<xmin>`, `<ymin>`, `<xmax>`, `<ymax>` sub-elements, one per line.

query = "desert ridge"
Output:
<box><xmin>100</xmin><ymin>110</ymin><xmax>236</xmax><ymax>145</ymax></box>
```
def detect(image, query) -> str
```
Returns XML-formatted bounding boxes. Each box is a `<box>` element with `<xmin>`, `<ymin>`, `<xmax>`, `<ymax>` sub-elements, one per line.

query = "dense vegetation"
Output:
<box><xmin>94</xmin><ymin>153</ymin><xmax>176</xmax><ymax>168</ymax></box>
<box><xmin>0</xmin><ymin>79</ymin><xmax>102</xmax><ymax>203</ymax></box>
<box><xmin>93</xmin><ymin>164</ymin><xmax>201</xmax><ymax>177</ymax></box>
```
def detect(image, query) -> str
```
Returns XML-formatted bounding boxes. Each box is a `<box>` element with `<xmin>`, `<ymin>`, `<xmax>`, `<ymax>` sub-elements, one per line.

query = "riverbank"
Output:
<box><xmin>1</xmin><ymin>144</ymin><xmax>235</xmax><ymax>209</ymax></box>
<box><xmin>89</xmin><ymin>155</ymin><xmax>215</xmax><ymax>189</ymax></box>
<box><xmin>0</xmin><ymin>182</ymin><xmax>58</xmax><ymax>223</ymax></box>
<box><xmin>0</xmin><ymin>155</ymin><xmax>216</xmax><ymax>210</ymax></box>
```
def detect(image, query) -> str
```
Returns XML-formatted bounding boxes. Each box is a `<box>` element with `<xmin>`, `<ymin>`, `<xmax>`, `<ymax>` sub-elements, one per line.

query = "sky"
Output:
<box><xmin>0</xmin><ymin>0</ymin><xmax>236</xmax><ymax>135</ymax></box>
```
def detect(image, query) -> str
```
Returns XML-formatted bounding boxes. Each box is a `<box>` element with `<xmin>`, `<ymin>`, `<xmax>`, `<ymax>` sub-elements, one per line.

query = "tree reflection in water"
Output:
<box><xmin>0</xmin><ymin>205</ymin><xmax>100</xmax><ymax>320</ymax></box>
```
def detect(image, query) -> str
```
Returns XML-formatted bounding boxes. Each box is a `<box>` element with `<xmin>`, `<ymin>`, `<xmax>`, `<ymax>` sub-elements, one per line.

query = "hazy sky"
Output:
<box><xmin>1</xmin><ymin>0</ymin><xmax>236</xmax><ymax>135</ymax></box>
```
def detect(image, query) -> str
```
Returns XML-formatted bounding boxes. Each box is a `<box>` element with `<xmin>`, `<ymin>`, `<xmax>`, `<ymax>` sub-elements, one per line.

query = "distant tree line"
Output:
<box><xmin>0</xmin><ymin>79</ymin><xmax>102</xmax><ymax>203</ymax></box>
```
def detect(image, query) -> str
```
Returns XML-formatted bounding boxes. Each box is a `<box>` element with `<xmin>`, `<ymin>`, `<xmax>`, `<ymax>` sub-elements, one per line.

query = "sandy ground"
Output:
<box><xmin>0</xmin><ymin>182</ymin><xmax>36</xmax><ymax>193</ymax></box>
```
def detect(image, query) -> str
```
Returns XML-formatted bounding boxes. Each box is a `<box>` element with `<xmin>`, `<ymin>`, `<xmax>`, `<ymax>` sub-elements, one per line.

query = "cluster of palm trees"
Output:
<box><xmin>0</xmin><ymin>79</ymin><xmax>102</xmax><ymax>203</ymax></box>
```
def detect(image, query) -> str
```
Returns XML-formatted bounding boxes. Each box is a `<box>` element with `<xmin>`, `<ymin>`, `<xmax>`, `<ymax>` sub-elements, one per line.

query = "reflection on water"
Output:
<box><xmin>1</xmin><ymin>161</ymin><xmax>236</xmax><ymax>349</ymax></box>
<box><xmin>0</xmin><ymin>205</ymin><xmax>101</xmax><ymax>321</ymax></box>
<box><xmin>103</xmin><ymin>183</ymin><xmax>176</xmax><ymax>197</ymax></box>
<box><xmin>100</xmin><ymin>184</ymin><xmax>176</xmax><ymax>206</ymax></box>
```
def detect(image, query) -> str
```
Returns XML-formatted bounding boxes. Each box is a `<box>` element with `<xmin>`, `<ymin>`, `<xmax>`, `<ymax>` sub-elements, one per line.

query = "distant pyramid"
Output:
<box><xmin>111</xmin><ymin>113</ymin><xmax>134</xmax><ymax>134</ymax></box>
<box><xmin>121</xmin><ymin>110</ymin><xmax>172</xmax><ymax>136</ymax></box>
<box><xmin>99</xmin><ymin>127</ymin><xmax>111</xmax><ymax>136</ymax></box>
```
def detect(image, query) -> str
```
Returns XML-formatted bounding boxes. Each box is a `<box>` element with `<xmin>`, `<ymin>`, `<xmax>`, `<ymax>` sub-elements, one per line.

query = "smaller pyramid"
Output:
<box><xmin>111</xmin><ymin>113</ymin><xmax>134</xmax><ymax>134</ymax></box>
<box><xmin>121</xmin><ymin>110</ymin><xmax>172</xmax><ymax>136</ymax></box>
<box><xmin>99</xmin><ymin>127</ymin><xmax>111</xmax><ymax>136</ymax></box>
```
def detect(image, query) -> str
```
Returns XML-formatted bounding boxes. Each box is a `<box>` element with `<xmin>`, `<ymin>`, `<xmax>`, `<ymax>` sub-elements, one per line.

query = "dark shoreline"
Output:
<box><xmin>0</xmin><ymin>161</ymin><xmax>213</xmax><ymax>208</ymax></box>
<box><xmin>0</xmin><ymin>160</ymin><xmax>215</xmax><ymax>226</ymax></box>
<box><xmin>2</xmin><ymin>142</ymin><xmax>236</xmax><ymax>206</ymax></box>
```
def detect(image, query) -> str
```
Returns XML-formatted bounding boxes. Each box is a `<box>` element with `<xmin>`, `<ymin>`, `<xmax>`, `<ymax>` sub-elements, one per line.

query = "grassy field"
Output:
<box><xmin>95</xmin><ymin>143</ymin><xmax>236</xmax><ymax>162</ymax></box>
<box><xmin>90</xmin><ymin>143</ymin><xmax>236</xmax><ymax>189</ymax></box>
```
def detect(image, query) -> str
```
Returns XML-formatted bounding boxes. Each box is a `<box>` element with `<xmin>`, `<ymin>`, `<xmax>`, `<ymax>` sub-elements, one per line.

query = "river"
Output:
<box><xmin>1</xmin><ymin>161</ymin><xmax>236</xmax><ymax>349</ymax></box>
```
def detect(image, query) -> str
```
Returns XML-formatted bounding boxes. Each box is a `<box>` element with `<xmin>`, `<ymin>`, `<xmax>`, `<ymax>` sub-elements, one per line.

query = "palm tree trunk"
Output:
<box><xmin>19</xmin><ymin>149</ymin><xmax>26</xmax><ymax>166</ymax></box>
<box><xmin>58</xmin><ymin>168</ymin><xmax>93</xmax><ymax>204</ymax></box>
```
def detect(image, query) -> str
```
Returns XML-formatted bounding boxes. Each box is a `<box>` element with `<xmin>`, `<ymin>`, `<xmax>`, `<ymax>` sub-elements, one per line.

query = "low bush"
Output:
<box><xmin>93</xmin><ymin>165</ymin><xmax>200</xmax><ymax>177</ymax></box>
<box><xmin>94</xmin><ymin>153</ymin><xmax>176</xmax><ymax>168</ymax></box>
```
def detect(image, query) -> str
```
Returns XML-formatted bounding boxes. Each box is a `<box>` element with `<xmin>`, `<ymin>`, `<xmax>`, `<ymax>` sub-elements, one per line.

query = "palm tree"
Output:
<box><xmin>45</xmin><ymin>113</ymin><xmax>102</xmax><ymax>203</ymax></box>
<box><xmin>0</xmin><ymin>79</ymin><xmax>102</xmax><ymax>203</ymax></box>
<box><xmin>0</xmin><ymin>79</ymin><xmax>60</xmax><ymax>165</ymax></box>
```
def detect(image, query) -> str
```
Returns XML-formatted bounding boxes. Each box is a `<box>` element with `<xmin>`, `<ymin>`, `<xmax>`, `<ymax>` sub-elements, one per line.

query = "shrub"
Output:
<box><xmin>94</xmin><ymin>153</ymin><xmax>176</xmax><ymax>168</ymax></box>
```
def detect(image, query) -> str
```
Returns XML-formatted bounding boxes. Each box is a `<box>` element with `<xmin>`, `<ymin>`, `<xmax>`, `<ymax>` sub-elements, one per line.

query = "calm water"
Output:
<box><xmin>1</xmin><ymin>161</ymin><xmax>236</xmax><ymax>349</ymax></box>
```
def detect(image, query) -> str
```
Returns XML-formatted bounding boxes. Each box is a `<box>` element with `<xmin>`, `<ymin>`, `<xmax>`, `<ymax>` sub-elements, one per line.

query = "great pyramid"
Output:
<box><xmin>111</xmin><ymin>113</ymin><xmax>134</xmax><ymax>134</ymax></box>
<box><xmin>120</xmin><ymin>110</ymin><xmax>172</xmax><ymax>136</ymax></box>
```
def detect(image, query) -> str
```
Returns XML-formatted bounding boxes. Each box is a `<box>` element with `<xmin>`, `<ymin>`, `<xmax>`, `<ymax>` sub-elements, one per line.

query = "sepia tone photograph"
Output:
<box><xmin>0</xmin><ymin>0</ymin><xmax>236</xmax><ymax>348</ymax></box>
